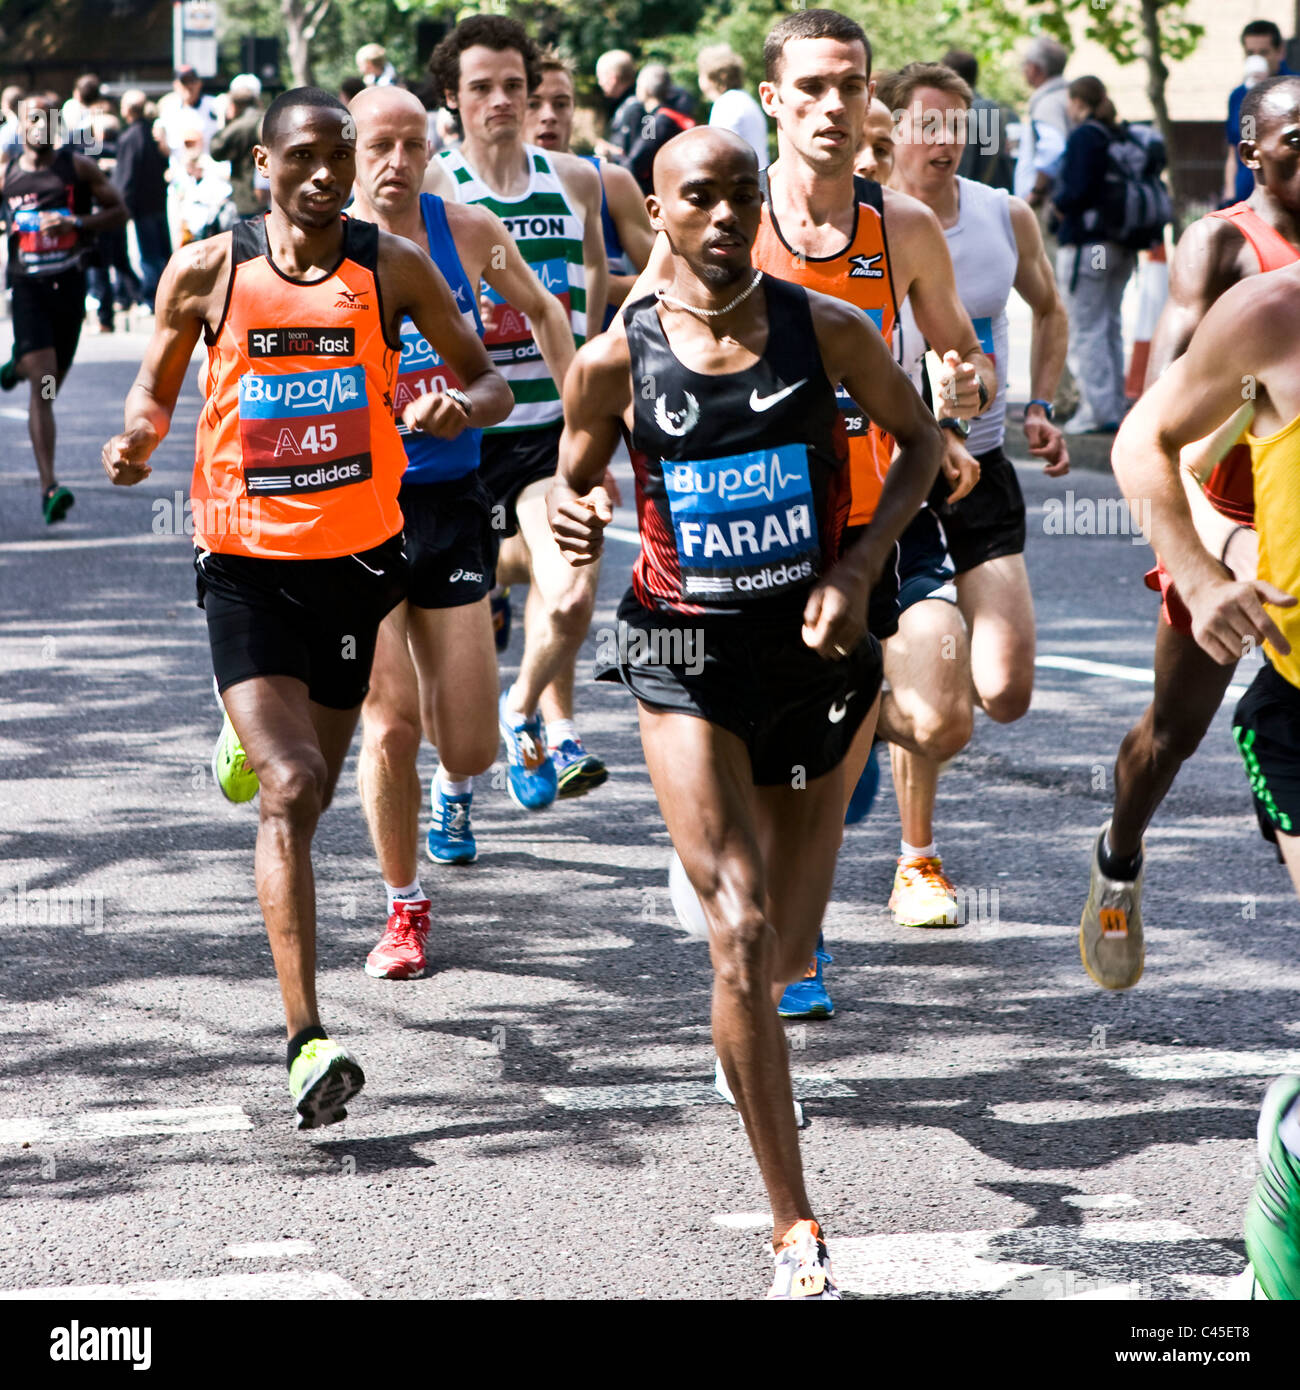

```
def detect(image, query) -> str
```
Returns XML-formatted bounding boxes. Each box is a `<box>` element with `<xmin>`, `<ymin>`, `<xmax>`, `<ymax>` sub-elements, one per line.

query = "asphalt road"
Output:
<box><xmin>1</xmin><ymin>324</ymin><xmax>1296</xmax><ymax>1306</ymax></box>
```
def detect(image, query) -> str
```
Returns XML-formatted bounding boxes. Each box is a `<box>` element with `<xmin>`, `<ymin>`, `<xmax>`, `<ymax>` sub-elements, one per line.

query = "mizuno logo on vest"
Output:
<box><xmin>334</xmin><ymin>288</ymin><xmax>369</xmax><ymax>309</ymax></box>
<box><xmin>849</xmin><ymin>252</ymin><xmax>884</xmax><ymax>279</ymax></box>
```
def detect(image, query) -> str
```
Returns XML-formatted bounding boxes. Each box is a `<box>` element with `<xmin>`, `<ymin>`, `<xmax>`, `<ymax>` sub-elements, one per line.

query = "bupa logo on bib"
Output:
<box><xmin>238</xmin><ymin>365</ymin><xmax>374</xmax><ymax>496</ymax></box>
<box><xmin>663</xmin><ymin>444</ymin><xmax>820</xmax><ymax>601</ymax></box>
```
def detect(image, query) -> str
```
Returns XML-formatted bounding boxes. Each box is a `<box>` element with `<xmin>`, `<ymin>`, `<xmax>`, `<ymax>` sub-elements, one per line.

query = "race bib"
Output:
<box><xmin>662</xmin><ymin>444</ymin><xmax>820</xmax><ymax>602</ymax></box>
<box><xmin>237</xmin><ymin>365</ymin><xmax>373</xmax><ymax>496</ymax></box>
<box><xmin>14</xmin><ymin>206</ymin><xmax>78</xmax><ymax>273</ymax></box>
<box><xmin>481</xmin><ymin>256</ymin><xmax>570</xmax><ymax>363</ymax></box>
<box><xmin>392</xmin><ymin>318</ymin><xmax>462</xmax><ymax>436</ymax></box>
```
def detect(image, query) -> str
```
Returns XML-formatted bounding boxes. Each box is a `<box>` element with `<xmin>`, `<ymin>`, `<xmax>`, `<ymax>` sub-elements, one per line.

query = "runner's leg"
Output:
<box><xmin>956</xmin><ymin>552</ymin><xmax>1035</xmax><ymax>725</ymax></box>
<box><xmin>407</xmin><ymin>598</ymin><xmax>500</xmax><ymax>780</ymax></box>
<box><xmin>221</xmin><ymin>675</ymin><xmax>359</xmax><ymax>1038</ymax></box>
<box><xmin>1109</xmin><ymin>616</ymin><xmax>1237</xmax><ymax>860</ymax></box>
<box><xmin>18</xmin><ymin>346</ymin><xmax>58</xmax><ymax>494</ymax></box>
<box><xmin>358</xmin><ymin>603</ymin><xmax>422</xmax><ymax>891</ymax></box>
<box><xmin>639</xmin><ymin>704</ymin><xmax>835</xmax><ymax>1243</ymax></box>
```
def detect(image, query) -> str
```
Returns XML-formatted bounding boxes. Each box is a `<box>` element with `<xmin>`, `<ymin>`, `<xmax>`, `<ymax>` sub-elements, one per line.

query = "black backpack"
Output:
<box><xmin>1086</xmin><ymin>119</ymin><xmax>1173</xmax><ymax>250</ymax></box>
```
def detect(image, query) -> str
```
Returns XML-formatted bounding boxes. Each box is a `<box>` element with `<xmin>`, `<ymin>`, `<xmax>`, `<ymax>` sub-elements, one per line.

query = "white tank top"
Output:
<box><xmin>896</xmin><ymin>176</ymin><xmax>1018</xmax><ymax>456</ymax></box>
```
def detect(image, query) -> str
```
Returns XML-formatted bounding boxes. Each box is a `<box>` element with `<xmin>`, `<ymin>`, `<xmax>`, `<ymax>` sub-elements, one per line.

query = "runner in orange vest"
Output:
<box><xmin>101</xmin><ymin>88</ymin><xmax>511</xmax><ymax>1128</ymax></box>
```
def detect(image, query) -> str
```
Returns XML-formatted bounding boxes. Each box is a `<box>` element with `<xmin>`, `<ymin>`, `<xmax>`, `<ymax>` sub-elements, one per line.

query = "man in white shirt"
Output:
<box><xmin>156</xmin><ymin>66</ymin><xmax>220</xmax><ymax>166</ymax></box>
<box><xmin>698</xmin><ymin>44</ymin><xmax>768</xmax><ymax>167</ymax></box>
<box><xmin>1014</xmin><ymin>36</ymin><xmax>1071</xmax><ymax>214</ymax></box>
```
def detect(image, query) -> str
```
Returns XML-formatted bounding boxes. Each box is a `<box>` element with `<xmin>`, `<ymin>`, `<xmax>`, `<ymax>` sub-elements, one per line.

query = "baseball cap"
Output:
<box><xmin>175</xmin><ymin>65</ymin><xmax>200</xmax><ymax>82</ymax></box>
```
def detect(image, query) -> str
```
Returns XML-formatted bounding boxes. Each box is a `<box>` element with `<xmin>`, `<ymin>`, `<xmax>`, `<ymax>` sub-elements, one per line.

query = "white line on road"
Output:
<box><xmin>711</xmin><ymin>1212</ymin><xmax>772</xmax><ymax>1230</ymax></box>
<box><xmin>0</xmin><ymin>533</ymin><xmax>175</xmax><ymax>555</ymax></box>
<box><xmin>1061</xmin><ymin>1193</ymin><xmax>1141</xmax><ymax>1212</ymax></box>
<box><xmin>827</xmin><ymin>1220</ymin><xmax>1237</xmax><ymax>1300</ymax></box>
<box><xmin>605</xmin><ymin>524</ymin><xmax>641</xmax><ymax>546</ymax></box>
<box><xmin>226</xmin><ymin>1240</ymin><xmax>314</xmax><ymax>1259</ymax></box>
<box><xmin>1</xmin><ymin>1270</ymin><xmax>359</xmax><ymax>1300</ymax></box>
<box><xmin>1034</xmin><ymin>653</ymin><xmax>1248</xmax><ymax>700</ymax></box>
<box><xmin>542</xmin><ymin>1076</ymin><xmax>854</xmax><ymax>1110</ymax></box>
<box><xmin>0</xmin><ymin>1104</ymin><xmax>253</xmax><ymax>1146</ymax></box>
<box><xmin>1106</xmin><ymin>1049</ymin><xmax>1300</xmax><ymax>1082</ymax></box>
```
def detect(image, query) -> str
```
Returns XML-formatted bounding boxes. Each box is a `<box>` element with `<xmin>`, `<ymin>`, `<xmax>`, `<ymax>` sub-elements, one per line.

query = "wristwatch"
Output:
<box><xmin>976</xmin><ymin>374</ymin><xmax>990</xmax><ymax>411</ymax></box>
<box><xmin>1026</xmin><ymin>398</ymin><xmax>1055</xmax><ymax>421</ymax></box>
<box><xmin>938</xmin><ymin>416</ymin><xmax>971</xmax><ymax>439</ymax></box>
<box><xmin>444</xmin><ymin>387</ymin><xmax>472</xmax><ymax>419</ymax></box>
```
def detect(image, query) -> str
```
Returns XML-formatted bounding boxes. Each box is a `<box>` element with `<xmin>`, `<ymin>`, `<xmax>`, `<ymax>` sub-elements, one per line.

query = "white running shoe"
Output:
<box><xmin>768</xmin><ymin>1220</ymin><xmax>840</xmax><ymax>1299</ymax></box>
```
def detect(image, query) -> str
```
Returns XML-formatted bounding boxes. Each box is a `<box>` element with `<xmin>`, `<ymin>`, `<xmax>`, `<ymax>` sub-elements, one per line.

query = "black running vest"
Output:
<box><xmin>624</xmin><ymin>274</ymin><xmax>849</xmax><ymax>616</ymax></box>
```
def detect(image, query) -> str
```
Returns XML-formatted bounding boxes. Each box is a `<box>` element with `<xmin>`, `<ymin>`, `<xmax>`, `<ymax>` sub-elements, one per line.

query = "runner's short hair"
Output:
<box><xmin>886</xmin><ymin>61</ymin><xmax>973</xmax><ymax>113</ymax></box>
<box><xmin>261</xmin><ymin>87</ymin><xmax>351</xmax><ymax>147</ymax></box>
<box><xmin>763</xmin><ymin>9</ymin><xmax>871</xmax><ymax>84</ymax></box>
<box><xmin>428</xmin><ymin>14</ymin><xmax>543</xmax><ymax>109</ymax></box>
<box><xmin>1240</xmin><ymin>73</ymin><xmax>1300</xmax><ymax>137</ymax></box>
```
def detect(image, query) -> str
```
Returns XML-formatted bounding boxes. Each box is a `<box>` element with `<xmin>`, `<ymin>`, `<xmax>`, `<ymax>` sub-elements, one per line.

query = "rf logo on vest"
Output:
<box><xmin>848</xmin><ymin>253</ymin><xmax>883</xmax><ymax>279</ymax></box>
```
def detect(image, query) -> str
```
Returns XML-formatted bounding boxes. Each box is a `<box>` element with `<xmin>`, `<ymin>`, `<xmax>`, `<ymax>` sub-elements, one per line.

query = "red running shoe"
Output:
<box><xmin>364</xmin><ymin>899</ymin><xmax>432</xmax><ymax>980</ymax></box>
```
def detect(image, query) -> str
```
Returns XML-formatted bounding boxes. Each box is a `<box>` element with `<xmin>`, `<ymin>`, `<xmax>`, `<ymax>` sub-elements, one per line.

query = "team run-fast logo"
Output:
<box><xmin>247</xmin><ymin>327</ymin><xmax>355</xmax><ymax>357</ymax></box>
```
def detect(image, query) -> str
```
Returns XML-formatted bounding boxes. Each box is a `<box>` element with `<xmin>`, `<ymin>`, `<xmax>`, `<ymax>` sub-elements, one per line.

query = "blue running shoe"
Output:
<box><xmin>844</xmin><ymin>740</ymin><xmax>880</xmax><ymax>826</ymax></box>
<box><xmin>490</xmin><ymin>588</ymin><xmax>511</xmax><ymax>653</ymax></box>
<box><xmin>427</xmin><ymin>781</ymin><xmax>477</xmax><ymax>864</ymax></box>
<box><xmin>778</xmin><ymin>934</ymin><xmax>834</xmax><ymax>1019</ymax></box>
<box><xmin>498</xmin><ymin>693</ymin><xmax>557</xmax><ymax>810</ymax></box>
<box><xmin>552</xmin><ymin>736</ymin><xmax>607</xmax><ymax>798</ymax></box>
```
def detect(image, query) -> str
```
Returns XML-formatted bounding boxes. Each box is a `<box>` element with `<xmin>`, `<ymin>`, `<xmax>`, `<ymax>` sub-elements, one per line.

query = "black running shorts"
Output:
<box><xmin>1233</xmin><ymin>661</ymin><xmax>1300</xmax><ymax>849</ymax></box>
<box><xmin>400</xmin><ymin>471</ymin><xmax>500</xmax><ymax>609</ymax></box>
<box><xmin>929</xmin><ymin>444</ymin><xmax>1027</xmax><ymax>576</ymax></box>
<box><xmin>596</xmin><ymin>588</ymin><xmax>883</xmax><ymax>786</ymax></box>
<box><xmin>195</xmin><ymin>534</ymin><xmax>408</xmax><ymax>710</ymax></box>
<box><xmin>897</xmin><ymin>504</ymin><xmax>957</xmax><ymax>616</ymax></box>
<box><xmin>478</xmin><ymin>421</ymin><xmax>562</xmax><ymax>539</ymax></box>
<box><xmin>11</xmin><ymin>271</ymin><xmax>85</xmax><ymax>377</ymax></box>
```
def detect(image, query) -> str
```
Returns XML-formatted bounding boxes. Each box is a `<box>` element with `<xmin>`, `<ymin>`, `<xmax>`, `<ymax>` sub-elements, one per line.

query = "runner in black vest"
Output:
<box><xmin>2</xmin><ymin>93</ymin><xmax>126</xmax><ymax>522</ymax></box>
<box><xmin>550</xmin><ymin>127</ymin><xmax>943</xmax><ymax>1299</ymax></box>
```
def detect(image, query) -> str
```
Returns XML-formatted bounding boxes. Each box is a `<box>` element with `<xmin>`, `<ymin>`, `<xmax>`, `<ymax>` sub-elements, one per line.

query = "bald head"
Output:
<box><xmin>653</xmin><ymin>124</ymin><xmax>758</xmax><ymax>197</ymax></box>
<box><xmin>351</xmin><ymin>83</ymin><xmax>432</xmax><ymax>221</ymax></box>
<box><xmin>649</xmin><ymin>126</ymin><xmax>760</xmax><ymax>290</ymax></box>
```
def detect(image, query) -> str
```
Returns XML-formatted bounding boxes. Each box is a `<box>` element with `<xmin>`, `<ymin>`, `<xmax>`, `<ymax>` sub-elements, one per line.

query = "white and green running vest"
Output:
<box><xmin>436</xmin><ymin>144</ymin><xmax>586</xmax><ymax>433</ymax></box>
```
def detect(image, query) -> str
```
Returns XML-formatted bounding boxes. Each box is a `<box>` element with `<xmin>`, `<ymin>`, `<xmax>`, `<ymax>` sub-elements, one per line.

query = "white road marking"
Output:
<box><xmin>1107</xmin><ymin>1049</ymin><xmax>1300</xmax><ymax>1082</ymax></box>
<box><xmin>1</xmin><ymin>1270</ymin><xmax>358</xmax><ymax>1300</ymax></box>
<box><xmin>1034</xmin><ymin>652</ymin><xmax>1248</xmax><ymax>700</ymax></box>
<box><xmin>0</xmin><ymin>533</ymin><xmax>174</xmax><ymax>555</ymax></box>
<box><xmin>1062</xmin><ymin>1193</ymin><xmax>1141</xmax><ymax>1212</ymax></box>
<box><xmin>605</xmin><ymin>524</ymin><xmax>640</xmax><ymax>546</ymax></box>
<box><xmin>542</xmin><ymin>1076</ymin><xmax>853</xmax><ymax>1110</ymax></box>
<box><xmin>828</xmin><ymin>1220</ymin><xmax>1237</xmax><ymax>1300</ymax></box>
<box><xmin>226</xmin><ymin>1240</ymin><xmax>314</xmax><ymax>1260</ymax></box>
<box><xmin>0</xmin><ymin>1104</ymin><xmax>253</xmax><ymax>1146</ymax></box>
<box><xmin>711</xmin><ymin>1212</ymin><xmax>771</xmax><ymax>1230</ymax></box>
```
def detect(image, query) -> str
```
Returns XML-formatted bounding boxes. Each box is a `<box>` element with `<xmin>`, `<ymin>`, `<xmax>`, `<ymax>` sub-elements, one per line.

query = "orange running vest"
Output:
<box><xmin>193</xmin><ymin>215</ymin><xmax>406</xmax><ymax>559</ymax></box>
<box><xmin>752</xmin><ymin>173</ymin><xmax>899</xmax><ymax>526</ymax></box>
<box><xmin>1200</xmin><ymin>202</ymin><xmax>1300</xmax><ymax>524</ymax></box>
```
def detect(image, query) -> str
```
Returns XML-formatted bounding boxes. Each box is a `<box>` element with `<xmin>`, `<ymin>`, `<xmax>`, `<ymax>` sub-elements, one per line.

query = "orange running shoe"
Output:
<box><xmin>889</xmin><ymin>855</ymin><xmax>959</xmax><ymax>927</ymax></box>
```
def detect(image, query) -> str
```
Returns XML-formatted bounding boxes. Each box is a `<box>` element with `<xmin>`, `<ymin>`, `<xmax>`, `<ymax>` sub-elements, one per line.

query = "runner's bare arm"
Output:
<box><xmin>1113</xmin><ymin>276</ymin><xmax>1294</xmax><ymax>664</ymax></box>
<box><xmin>557</xmin><ymin>152</ymin><xmax>608</xmax><ymax>341</ymax></box>
<box><xmin>1144</xmin><ymin>216</ymin><xmax>1244</xmax><ymax>386</ymax></box>
<box><xmin>102</xmin><ymin>241</ymin><xmax>223</xmax><ymax>484</ymax></box>
<box><xmin>550</xmin><ymin>328</ymin><xmax>632</xmax><ymax>565</ymax></box>
<box><xmin>1009</xmin><ymin>196</ymin><xmax>1069</xmax><ymax>474</ymax></box>
<box><xmin>813</xmin><ymin>290</ymin><xmax>944</xmax><ymax>574</ymax></box>
<box><xmin>420</xmin><ymin>155</ymin><xmax>457</xmax><ymax>199</ymax></box>
<box><xmin>601</xmin><ymin>161</ymin><xmax>656</xmax><ymax>307</ymax></box>
<box><xmin>381</xmin><ymin>232</ymin><xmax>513</xmax><ymax>436</ymax></box>
<box><xmin>891</xmin><ymin>196</ymin><xmax>994</xmax><ymax>415</ymax></box>
<box><xmin>71</xmin><ymin>153</ymin><xmax>128</xmax><ymax>234</ymax></box>
<box><xmin>475</xmin><ymin>206</ymin><xmax>576</xmax><ymax>390</ymax></box>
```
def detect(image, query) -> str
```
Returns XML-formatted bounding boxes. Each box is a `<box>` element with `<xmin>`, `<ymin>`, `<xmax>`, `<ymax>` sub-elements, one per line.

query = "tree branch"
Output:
<box><xmin>302</xmin><ymin>0</ymin><xmax>332</xmax><ymax>44</ymax></box>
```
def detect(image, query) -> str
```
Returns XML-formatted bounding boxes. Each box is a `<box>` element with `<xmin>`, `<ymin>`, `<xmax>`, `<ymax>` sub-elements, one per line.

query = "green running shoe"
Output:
<box><xmin>288</xmin><ymin>1037</ymin><xmax>365</xmax><ymax>1130</ymax></box>
<box><xmin>212</xmin><ymin>710</ymin><xmax>259</xmax><ymax>803</ymax></box>
<box><xmin>1244</xmin><ymin>1073</ymin><xmax>1300</xmax><ymax>1300</ymax></box>
<box><xmin>42</xmin><ymin>484</ymin><xmax>74</xmax><ymax>524</ymax></box>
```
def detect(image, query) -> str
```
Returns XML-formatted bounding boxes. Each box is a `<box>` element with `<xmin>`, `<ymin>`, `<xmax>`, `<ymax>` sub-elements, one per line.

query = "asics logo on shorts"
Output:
<box><xmin>448</xmin><ymin>568</ymin><xmax>483</xmax><ymax>583</ymax></box>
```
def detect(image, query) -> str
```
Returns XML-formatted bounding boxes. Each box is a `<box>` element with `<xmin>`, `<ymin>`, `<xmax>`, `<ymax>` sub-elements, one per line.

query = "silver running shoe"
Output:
<box><xmin>768</xmin><ymin>1220</ymin><xmax>841</xmax><ymax>1300</ymax></box>
<box><xmin>1079</xmin><ymin>821</ymin><xmax>1145</xmax><ymax>990</ymax></box>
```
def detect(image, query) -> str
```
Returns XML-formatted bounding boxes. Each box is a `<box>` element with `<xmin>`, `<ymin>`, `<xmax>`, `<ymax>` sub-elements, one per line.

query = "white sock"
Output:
<box><xmin>503</xmin><ymin>684</ymin><xmax>531</xmax><ymax>726</ymax></box>
<box><xmin>437</xmin><ymin>769</ymin><xmax>472</xmax><ymax>798</ymax></box>
<box><xmin>1279</xmin><ymin>1094</ymin><xmax>1300</xmax><ymax>1160</ymax></box>
<box><xmin>386</xmin><ymin>878</ymin><xmax>424</xmax><ymax>913</ymax></box>
<box><xmin>901</xmin><ymin>839</ymin><xmax>937</xmax><ymax>861</ymax></box>
<box><xmin>547</xmin><ymin>718</ymin><xmax>577</xmax><ymax>747</ymax></box>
